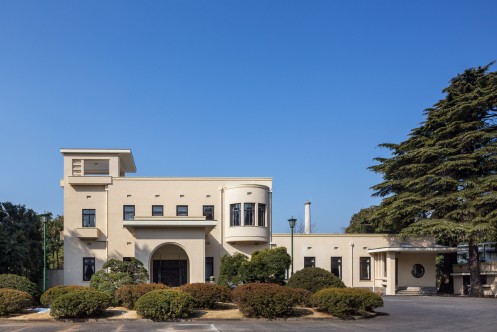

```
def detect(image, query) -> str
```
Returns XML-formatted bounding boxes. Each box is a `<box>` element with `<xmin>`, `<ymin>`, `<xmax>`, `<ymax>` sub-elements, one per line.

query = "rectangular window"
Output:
<box><xmin>360</xmin><ymin>257</ymin><xmax>371</xmax><ymax>280</ymax></box>
<box><xmin>304</xmin><ymin>257</ymin><xmax>315</xmax><ymax>268</ymax></box>
<box><xmin>83</xmin><ymin>257</ymin><xmax>95</xmax><ymax>281</ymax></box>
<box><xmin>176</xmin><ymin>205</ymin><xmax>188</xmax><ymax>216</ymax></box>
<box><xmin>123</xmin><ymin>205</ymin><xmax>135</xmax><ymax>221</ymax></box>
<box><xmin>331</xmin><ymin>257</ymin><xmax>342</xmax><ymax>279</ymax></box>
<box><xmin>82</xmin><ymin>209</ymin><xmax>96</xmax><ymax>227</ymax></box>
<box><xmin>244</xmin><ymin>203</ymin><xmax>255</xmax><ymax>226</ymax></box>
<box><xmin>203</xmin><ymin>205</ymin><xmax>214</xmax><ymax>221</ymax></box>
<box><xmin>123</xmin><ymin>257</ymin><xmax>132</xmax><ymax>262</ymax></box>
<box><xmin>230</xmin><ymin>203</ymin><xmax>241</xmax><ymax>226</ymax></box>
<box><xmin>205</xmin><ymin>257</ymin><xmax>214</xmax><ymax>281</ymax></box>
<box><xmin>258</xmin><ymin>204</ymin><xmax>266</xmax><ymax>226</ymax></box>
<box><xmin>152</xmin><ymin>205</ymin><xmax>163</xmax><ymax>216</ymax></box>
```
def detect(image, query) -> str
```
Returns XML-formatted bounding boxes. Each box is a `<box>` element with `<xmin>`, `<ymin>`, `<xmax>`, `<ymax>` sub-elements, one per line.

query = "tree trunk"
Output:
<box><xmin>468</xmin><ymin>239</ymin><xmax>483</xmax><ymax>297</ymax></box>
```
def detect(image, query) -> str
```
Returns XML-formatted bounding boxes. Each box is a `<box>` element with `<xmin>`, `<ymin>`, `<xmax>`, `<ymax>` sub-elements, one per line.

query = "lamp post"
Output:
<box><xmin>41</xmin><ymin>215</ymin><xmax>49</xmax><ymax>292</ymax></box>
<box><xmin>288</xmin><ymin>217</ymin><xmax>296</xmax><ymax>276</ymax></box>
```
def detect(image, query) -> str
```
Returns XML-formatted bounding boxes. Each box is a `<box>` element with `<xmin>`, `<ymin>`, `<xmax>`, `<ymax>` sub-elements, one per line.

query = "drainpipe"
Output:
<box><xmin>350</xmin><ymin>242</ymin><xmax>354</xmax><ymax>287</ymax></box>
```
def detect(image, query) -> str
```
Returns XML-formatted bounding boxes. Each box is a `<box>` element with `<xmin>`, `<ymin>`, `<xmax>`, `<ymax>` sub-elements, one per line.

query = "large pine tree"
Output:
<box><xmin>350</xmin><ymin>64</ymin><xmax>497</xmax><ymax>296</ymax></box>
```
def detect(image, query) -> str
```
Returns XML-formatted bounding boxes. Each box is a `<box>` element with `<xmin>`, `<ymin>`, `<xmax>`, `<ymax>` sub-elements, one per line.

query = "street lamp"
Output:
<box><xmin>40</xmin><ymin>215</ymin><xmax>49</xmax><ymax>291</ymax></box>
<box><xmin>288</xmin><ymin>217</ymin><xmax>297</xmax><ymax>276</ymax></box>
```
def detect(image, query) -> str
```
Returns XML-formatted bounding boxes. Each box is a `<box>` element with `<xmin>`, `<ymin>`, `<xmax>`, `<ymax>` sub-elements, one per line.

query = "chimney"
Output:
<box><xmin>305</xmin><ymin>201</ymin><xmax>311</xmax><ymax>234</ymax></box>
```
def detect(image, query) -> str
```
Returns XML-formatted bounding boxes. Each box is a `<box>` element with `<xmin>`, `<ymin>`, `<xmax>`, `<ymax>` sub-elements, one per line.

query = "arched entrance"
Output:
<box><xmin>150</xmin><ymin>243</ymin><xmax>189</xmax><ymax>287</ymax></box>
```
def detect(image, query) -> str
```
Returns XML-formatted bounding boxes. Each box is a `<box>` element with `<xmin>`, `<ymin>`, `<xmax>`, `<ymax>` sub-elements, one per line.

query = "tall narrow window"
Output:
<box><xmin>331</xmin><ymin>257</ymin><xmax>342</xmax><ymax>279</ymax></box>
<box><xmin>82</xmin><ymin>209</ymin><xmax>96</xmax><ymax>227</ymax></box>
<box><xmin>244</xmin><ymin>203</ymin><xmax>255</xmax><ymax>226</ymax></box>
<box><xmin>203</xmin><ymin>205</ymin><xmax>214</xmax><ymax>221</ymax></box>
<box><xmin>83</xmin><ymin>257</ymin><xmax>95</xmax><ymax>281</ymax></box>
<box><xmin>360</xmin><ymin>257</ymin><xmax>371</xmax><ymax>280</ymax></box>
<box><xmin>152</xmin><ymin>205</ymin><xmax>163</xmax><ymax>216</ymax></box>
<box><xmin>205</xmin><ymin>257</ymin><xmax>214</xmax><ymax>281</ymax></box>
<box><xmin>258</xmin><ymin>204</ymin><xmax>266</xmax><ymax>226</ymax></box>
<box><xmin>176</xmin><ymin>205</ymin><xmax>188</xmax><ymax>216</ymax></box>
<box><xmin>230</xmin><ymin>203</ymin><xmax>241</xmax><ymax>226</ymax></box>
<box><xmin>304</xmin><ymin>257</ymin><xmax>315</xmax><ymax>268</ymax></box>
<box><xmin>123</xmin><ymin>205</ymin><xmax>135</xmax><ymax>221</ymax></box>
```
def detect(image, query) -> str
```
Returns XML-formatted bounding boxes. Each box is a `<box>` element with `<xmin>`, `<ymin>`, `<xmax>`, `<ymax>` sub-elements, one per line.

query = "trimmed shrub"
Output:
<box><xmin>40</xmin><ymin>286</ymin><xmax>88</xmax><ymax>307</ymax></box>
<box><xmin>232</xmin><ymin>283</ymin><xmax>299</xmax><ymax>318</ymax></box>
<box><xmin>0</xmin><ymin>288</ymin><xmax>33</xmax><ymax>316</ymax></box>
<box><xmin>179</xmin><ymin>283</ymin><xmax>231</xmax><ymax>309</ymax></box>
<box><xmin>285</xmin><ymin>287</ymin><xmax>312</xmax><ymax>307</ymax></box>
<box><xmin>50</xmin><ymin>289</ymin><xmax>112</xmax><ymax>319</ymax></box>
<box><xmin>135</xmin><ymin>289</ymin><xmax>195</xmax><ymax>321</ymax></box>
<box><xmin>312</xmin><ymin>287</ymin><xmax>383</xmax><ymax>318</ymax></box>
<box><xmin>115</xmin><ymin>283</ymin><xmax>168</xmax><ymax>309</ymax></box>
<box><xmin>0</xmin><ymin>274</ymin><xmax>41</xmax><ymax>300</ymax></box>
<box><xmin>287</xmin><ymin>267</ymin><xmax>345</xmax><ymax>293</ymax></box>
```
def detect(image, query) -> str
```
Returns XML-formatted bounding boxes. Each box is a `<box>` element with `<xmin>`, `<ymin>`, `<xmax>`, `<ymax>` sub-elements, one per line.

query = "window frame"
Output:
<box><xmin>152</xmin><ymin>205</ymin><xmax>164</xmax><ymax>216</ymax></box>
<box><xmin>176</xmin><ymin>205</ymin><xmax>188</xmax><ymax>216</ymax></box>
<box><xmin>244</xmin><ymin>203</ymin><xmax>255</xmax><ymax>226</ymax></box>
<box><xmin>331</xmin><ymin>256</ymin><xmax>342</xmax><ymax>280</ymax></box>
<box><xmin>258</xmin><ymin>203</ymin><xmax>266</xmax><ymax>226</ymax></box>
<box><xmin>83</xmin><ymin>257</ymin><xmax>95</xmax><ymax>281</ymax></box>
<box><xmin>82</xmin><ymin>209</ymin><xmax>96</xmax><ymax>227</ymax></box>
<box><xmin>205</xmin><ymin>257</ymin><xmax>214</xmax><ymax>281</ymax></box>
<box><xmin>203</xmin><ymin>205</ymin><xmax>214</xmax><ymax>221</ymax></box>
<box><xmin>360</xmin><ymin>257</ymin><xmax>371</xmax><ymax>280</ymax></box>
<box><xmin>123</xmin><ymin>205</ymin><xmax>135</xmax><ymax>221</ymax></box>
<box><xmin>304</xmin><ymin>256</ymin><xmax>315</xmax><ymax>268</ymax></box>
<box><xmin>230</xmin><ymin>203</ymin><xmax>241</xmax><ymax>226</ymax></box>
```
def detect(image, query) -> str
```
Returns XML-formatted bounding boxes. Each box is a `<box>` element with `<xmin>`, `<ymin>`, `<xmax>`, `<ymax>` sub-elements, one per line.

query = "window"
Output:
<box><xmin>203</xmin><ymin>205</ymin><xmax>214</xmax><ymax>221</ymax></box>
<box><xmin>411</xmin><ymin>264</ymin><xmax>425</xmax><ymax>278</ymax></box>
<box><xmin>152</xmin><ymin>205</ymin><xmax>163</xmax><ymax>216</ymax></box>
<box><xmin>230</xmin><ymin>203</ymin><xmax>241</xmax><ymax>226</ymax></box>
<box><xmin>304</xmin><ymin>257</ymin><xmax>315</xmax><ymax>268</ymax></box>
<box><xmin>82</xmin><ymin>209</ymin><xmax>96</xmax><ymax>227</ymax></box>
<box><xmin>205</xmin><ymin>257</ymin><xmax>214</xmax><ymax>281</ymax></box>
<box><xmin>123</xmin><ymin>205</ymin><xmax>135</xmax><ymax>221</ymax></box>
<box><xmin>360</xmin><ymin>257</ymin><xmax>371</xmax><ymax>280</ymax></box>
<box><xmin>176</xmin><ymin>205</ymin><xmax>188</xmax><ymax>216</ymax></box>
<box><xmin>331</xmin><ymin>257</ymin><xmax>342</xmax><ymax>279</ymax></box>
<box><xmin>83</xmin><ymin>257</ymin><xmax>95</xmax><ymax>281</ymax></box>
<box><xmin>258</xmin><ymin>204</ymin><xmax>266</xmax><ymax>226</ymax></box>
<box><xmin>244</xmin><ymin>203</ymin><xmax>255</xmax><ymax>226</ymax></box>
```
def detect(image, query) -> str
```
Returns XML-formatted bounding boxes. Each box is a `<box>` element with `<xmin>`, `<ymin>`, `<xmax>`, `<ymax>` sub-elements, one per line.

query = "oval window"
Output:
<box><xmin>411</xmin><ymin>264</ymin><xmax>425</xmax><ymax>278</ymax></box>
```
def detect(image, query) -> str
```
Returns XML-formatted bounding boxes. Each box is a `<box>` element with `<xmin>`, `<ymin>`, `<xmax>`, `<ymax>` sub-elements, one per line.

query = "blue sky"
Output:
<box><xmin>1</xmin><ymin>1</ymin><xmax>496</xmax><ymax>233</ymax></box>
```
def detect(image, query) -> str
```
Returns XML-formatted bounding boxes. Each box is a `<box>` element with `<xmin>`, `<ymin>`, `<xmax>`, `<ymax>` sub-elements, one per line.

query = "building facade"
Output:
<box><xmin>60</xmin><ymin>148</ymin><xmax>455</xmax><ymax>294</ymax></box>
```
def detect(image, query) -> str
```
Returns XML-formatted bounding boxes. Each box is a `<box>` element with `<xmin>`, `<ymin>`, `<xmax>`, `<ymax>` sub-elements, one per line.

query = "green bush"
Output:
<box><xmin>115</xmin><ymin>283</ymin><xmax>168</xmax><ymax>309</ymax></box>
<box><xmin>50</xmin><ymin>289</ymin><xmax>112</xmax><ymax>319</ymax></box>
<box><xmin>287</xmin><ymin>267</ymin><xmax>345</xmax><ymax>293</ymax></box>
<box><xmin>40</xmin><ymin>286</ymin><xmax>88</xmax><ymax>307</ymax></box>
<box><xmin>285</xmin><ymin>287</ymin><xmax>313</xmax><ymax>307</ymax></box>
<box><xmin>135</xmin><ymin>289</ymin><xmax>195</xmax><ymax>321</ymax></box>
<box><xmin>241</xmin><ymin>247</ymin><xmax>291</xmax><ymax>284</ymax></box>
<box><xmin>0</xmin><ymin>274</ymin><xmax>41</xmax><ymax>300</ymax></box>
<box><xmin>218</xmin><ymin>253</ymin><xmax>248</xmax><ymax>287</ymax></box>
<box><xmin>312</xmin><ymin>288</ymin><xmax>383</xmax><ymax>318</ymax></box>
<box><xmin>179</xmin><ymin>283</ymin><xmax>231</xmax><ymax>309</ymax></box>
<box><xmin>0</xmin><ymin>288</ymin><xmax>33</xmax><ymax>316</ymax></box>
<box><xmin>232</xmin><ymin>283</ymin><xmax>299</xmax><ymax>318</ymax></box>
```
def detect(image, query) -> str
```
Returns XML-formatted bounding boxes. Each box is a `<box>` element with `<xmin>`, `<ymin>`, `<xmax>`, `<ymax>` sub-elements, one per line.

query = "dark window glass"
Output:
<box><xmin>203</xmin><ymin>206</ymin><xmax>214</xmax><ymax>221</ymax></box>
<box><xmin>176</xmin><ymin>205</ymin><xmax>188</xmax><ymax>216</ymax></box>
<box><xmin>258</xmin><ymin>204</ymin><xmax>266</xmax><ymax>226</ymax></box>
<box><xmin>411</xmin><ymin>264</ymin><xmax>425</xmax><ymax>278</ymax></box>
<box><xmin>83</xmin><ymin>257</ymin><xmax>95</xmax><ymax>281</ymax></box>
<box><xmin>230</xmin><ymin>204</ymin><xmax>241</xmax><ymax>226</ymax></box>
<box><xmin>152</xmin><ymin>205</ymin><xmax>163</xmax><ymax>216</ymax></box>
<box><xmin>205</xmin><ymin>257</ymin><xmax>214</xmax><ymax>281</ymax></box>
<box><xmin>331</xmin><ymin>257</ymin><xmax>342</xmax><ymax>279</ymax></box>
<box><xmin>123</xmin><ymin>205</ymin><xmax>135</xmax><ymax>221</ymax></box>
<box><xmin>123</xmin><ymin>257</ymin><xmax>132</xmax><ymax>262</ymax></box>
<box><xmin>244</xmin><ymin>203</ymin><xmax>255</xmax><ymax>226</ymax></box>
<box><xmin>360</xmin><ymin>257</ymin><xmax>371</xmax><ymax>280</ymax></box>
<box><xmin>82</xmin><ymin>209</ymin><xmax>96</xmax><ymax>227</ymax></box>
<box><xmin>304</xmin><ymin>257</ymin><xmax>315</xmax><ymax>268</ymax></box>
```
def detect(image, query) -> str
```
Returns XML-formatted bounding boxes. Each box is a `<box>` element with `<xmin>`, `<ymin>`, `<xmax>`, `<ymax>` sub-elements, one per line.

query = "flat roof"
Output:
<box><xmin>368</xmin><ymin>246</ymin><xmax>458</xmax><ymax>254</ymax></box>
<box><xmin>60</xmin><ymin>148</ymin><xmax>136</xmax><ymax>173</ymax></box>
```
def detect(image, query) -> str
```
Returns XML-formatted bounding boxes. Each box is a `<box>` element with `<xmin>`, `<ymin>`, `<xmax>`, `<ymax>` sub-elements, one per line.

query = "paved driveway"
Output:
<box><xmin>0</xmin><ymin>296</ymin><xmax>495</xmax><ymax>331</ymax></box>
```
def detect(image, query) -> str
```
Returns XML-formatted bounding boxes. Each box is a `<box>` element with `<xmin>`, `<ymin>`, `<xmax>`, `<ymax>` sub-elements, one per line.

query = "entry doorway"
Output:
<box><xmin>153</xmin><ymin>260</ymin><xmax>187</xmax><ymax>287</ymax></box>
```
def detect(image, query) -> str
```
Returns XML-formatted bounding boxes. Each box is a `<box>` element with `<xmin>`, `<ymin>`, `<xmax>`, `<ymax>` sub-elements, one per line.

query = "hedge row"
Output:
<box><xmin>179</xmin><ymin>283</ymin><xmax>231</xmax><ymax>309</ymax></box>
<box><xmin>115</xmin><ymin>283</ymin><xmax>168</xmax><ymax>309</ymax></box>
<box><xmin>135</xmin><ymin>289</ymin><xmax>195</xmax><ymax>321</ymax></box>
<box><xmin>0</xmin><ymin>288</ymin><xmax>33</xmax><ymax>316</ymax></box>
<box><xmin>0</xmin><ymin>274</ymin><xmax>41</xmax><ymax>301</ymax></box>
<box><xmin>287</xmin><ymin>267</ymin><xmax>345</xmax><ymax>293</ymax></box>
<box><xmin>312</xmin><ymin>287</ymin><xmax>383</xmax><ymax>318</ymax></box>
<box><xmin>40</xmin><ymin>285</ymin><xmax>88</xmax><ymax>307</ymax></box>
<box><xmin>50</xmin><ymin>289</ymin><xmax>112</xmax><ymax>319</ymax></box>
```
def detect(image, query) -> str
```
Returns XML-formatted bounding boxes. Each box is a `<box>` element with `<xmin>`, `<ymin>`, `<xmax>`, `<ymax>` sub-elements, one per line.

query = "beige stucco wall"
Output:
<box><xmin>397</xmin><ymin>253</ymin><xmax>436</xmax><ymax>287</ymax></box>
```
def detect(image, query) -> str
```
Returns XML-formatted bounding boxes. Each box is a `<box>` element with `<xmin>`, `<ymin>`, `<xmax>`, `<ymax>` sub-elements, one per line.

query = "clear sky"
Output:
<box><xmin>1</xmin><ymin>1</ymin><xmax>496</xmax><ymax>233</ymax></box>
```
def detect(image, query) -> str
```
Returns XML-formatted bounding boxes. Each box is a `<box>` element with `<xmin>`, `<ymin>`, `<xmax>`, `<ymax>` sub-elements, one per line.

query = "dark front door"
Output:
<box><xmin>153</xmin><ymin>260</ymin><xmax>188</xmax><ymax>287</ymax></box>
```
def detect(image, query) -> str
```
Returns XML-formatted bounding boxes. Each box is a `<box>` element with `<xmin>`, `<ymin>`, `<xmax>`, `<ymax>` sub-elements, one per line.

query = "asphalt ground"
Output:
<box><xmin>0</xmin><ymin>296</ymin><xmax>496</xmax><ymax>331</ymax></box>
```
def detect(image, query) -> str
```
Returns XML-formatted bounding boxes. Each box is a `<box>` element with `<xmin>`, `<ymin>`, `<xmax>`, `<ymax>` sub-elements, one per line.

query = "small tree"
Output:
<box><xmin>242</xmin><ymin>247</ymin><xmax>291</xmax><ymax>284</ymax></box>
<box><xmin>218</xmin><ymin>253</ymin><xmax>248</xmax><ymax>287</ymax></box>
<box><xmin>90</xmin><ymin>258</ymin><xmax>148</xmax><ymax>297</ymax></box>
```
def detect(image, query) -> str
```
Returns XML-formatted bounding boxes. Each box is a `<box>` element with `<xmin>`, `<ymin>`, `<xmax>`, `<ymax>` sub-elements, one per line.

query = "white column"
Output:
<box><xmin>386</xmin><ymin>251</ymin><xmax>396</xmax><ymax>295</ymax></box>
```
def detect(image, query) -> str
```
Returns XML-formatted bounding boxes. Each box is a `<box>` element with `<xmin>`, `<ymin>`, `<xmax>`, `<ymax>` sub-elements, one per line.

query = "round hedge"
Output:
<box><xmin>40</xmin><ymin>285</ymin><xmax>88</xmax><ymax>307</ymax></box>
<box><xmin>178</xmin><ymin>283</ymin><xmax>231</xmax><ymax>309</ymax></box>
<box><xmin>287</xmin><ymin>267</ymin><xmax>345</xmax><ymax>293</ymax></box>
<box><xmin>312</xmin><ymin>287</ymin><xmax>383</xmax><ymax>318</ymax></box>
<box><xmin>115</xmin><ymin>283</ymin><xmax>168</xmax><ymax>309</ymax></box>
<box><xmin>232</xmin><ymin>283</ymin><xmax>299</xmax><ymax>318</ymax></box>
<box><xmin>50</xmin><ymin>289</ymin><xmax>112</xmax><ymax>319</ymax></box>
<box><xmin>285</xmin><ymin>287</ymin><xmax>312</xmax><ymax>307</ymax></box>
<box><xmin>135</xmin><ymin>289</ymin><xmax>195</xmax><ymax>321</ymax></box>
<box><xmin>0</xmin><ymin>274</ymin><xmax>41</xmax><ymax>300</ymax></box>
<box><xmin>0</xmin><ymin>288</ymin><xmax>33</xmax><ymax>316</ymax></box>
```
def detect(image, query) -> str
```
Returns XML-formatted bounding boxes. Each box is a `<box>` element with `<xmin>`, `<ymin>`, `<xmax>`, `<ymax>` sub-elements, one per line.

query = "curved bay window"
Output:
<box><xmin>230</xmin><ymin>203</ymin><xmax>241</xmax><ymax>226</ymax></box>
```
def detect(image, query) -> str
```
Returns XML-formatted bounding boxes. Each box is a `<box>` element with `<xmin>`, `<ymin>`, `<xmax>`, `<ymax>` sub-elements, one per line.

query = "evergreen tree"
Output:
<box><xmin>350</xmin><ymin>64</ymin><xmax>497</xmax><ymax>297</ymax></box>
